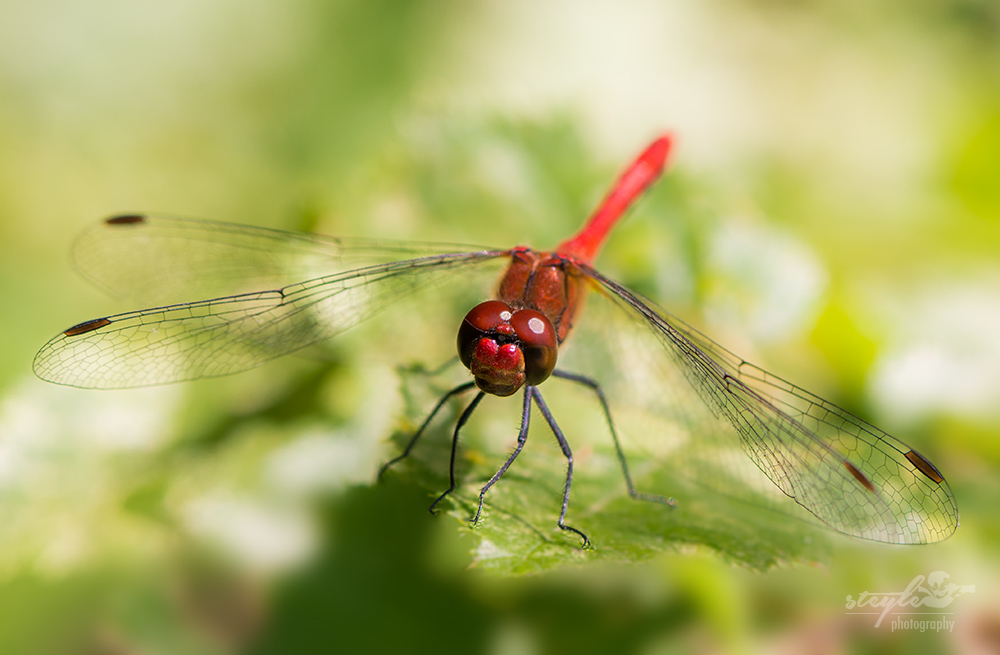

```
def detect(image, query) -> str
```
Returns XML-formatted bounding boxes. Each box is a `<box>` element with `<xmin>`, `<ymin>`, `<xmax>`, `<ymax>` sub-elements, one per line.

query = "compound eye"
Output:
<box><xmin>458</xmin><ymin>301</ymin><xmax>514</xmax><ymax>368</ymax></box>
<box><xmin>464</xmin><ymin>300</ymin><xmax>512</xmax><ymax>331</ymax></box>
<box><xmin>510</xmin><ymin>309</ymin><xmax>558</xmax><ymax>385</ymax></box>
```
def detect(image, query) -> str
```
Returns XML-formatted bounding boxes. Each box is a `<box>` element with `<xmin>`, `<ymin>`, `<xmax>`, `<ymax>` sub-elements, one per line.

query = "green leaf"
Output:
<box><xmin>382</xmin><ymin>397</ymin><xmax>833</xmax><ymax>576</ymax></box>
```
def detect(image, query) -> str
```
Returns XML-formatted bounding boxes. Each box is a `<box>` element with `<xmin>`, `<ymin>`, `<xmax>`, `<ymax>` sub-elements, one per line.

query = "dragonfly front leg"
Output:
<box><xmin>472</xmin><ymin>387</ymin><xmax>533</xmax><ymax>525</ymax></box>
<box><xmin>531</xmin><ymin>387</ymin><xmax>591</xmax><ymax>549</ymax></box>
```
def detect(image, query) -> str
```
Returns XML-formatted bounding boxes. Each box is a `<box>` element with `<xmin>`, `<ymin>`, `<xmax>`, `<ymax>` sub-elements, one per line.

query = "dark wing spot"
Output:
<box><xmin>905</xmin><ymin>449</ymin><xmax>945</xmax><ymax>484</ymax></box>
<box><xmin>105</xmin><ymin>215</ymin><xmax>146</xmax><ymax>225</ymax></box>
<box><xmin>64</xmin><ymin>317</ymin><xmax>112</xmax><ymax>336</ymax></box>
<box><xmin>844</xmin><ymin>461</ymin><xmax>877</xmax><ymax>494</ymax></box>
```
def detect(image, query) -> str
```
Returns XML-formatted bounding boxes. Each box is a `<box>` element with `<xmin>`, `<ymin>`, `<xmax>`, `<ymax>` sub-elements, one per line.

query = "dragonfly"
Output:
<box><xmin>34</xmin><ymin>136</ymin><xmax>958</xmax><ymax>548</ymax></box>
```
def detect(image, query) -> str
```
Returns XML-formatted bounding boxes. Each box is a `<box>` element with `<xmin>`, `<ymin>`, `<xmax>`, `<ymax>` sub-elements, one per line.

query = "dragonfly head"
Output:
<box><xmin>457</xmin><ymin>300</ymin><xmax>558</xmax><ymax>397</ymax></box>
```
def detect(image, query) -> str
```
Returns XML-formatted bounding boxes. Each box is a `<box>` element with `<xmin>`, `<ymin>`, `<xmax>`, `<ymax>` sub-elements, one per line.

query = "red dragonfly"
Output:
<box><xmin>34</xmin><ymin>136</ymin><xmax>958</xmax><ymax>547</ymax></box>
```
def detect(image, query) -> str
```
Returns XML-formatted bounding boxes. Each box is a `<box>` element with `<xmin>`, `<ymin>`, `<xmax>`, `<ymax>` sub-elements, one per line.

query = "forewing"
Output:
<box><xmin>71</xmin><ymin>214</ymin><xmax>491</xmax><ymax>304</ymax></box>
<box><xmin>35</xmin><ymin>250</ymin><xmax>506</xmax><ymax>389</ymax></box>
<box><xmin>581</xmin><ymin>265</ymin><xmax>958</xmax><ymax>545</ymax></box>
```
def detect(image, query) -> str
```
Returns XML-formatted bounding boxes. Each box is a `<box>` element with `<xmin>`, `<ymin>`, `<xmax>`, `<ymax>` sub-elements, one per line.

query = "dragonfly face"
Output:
<box><xmin>457</xmin><ymin>299</ymin><xmax>558</xmax><ymax>396</ymax></box>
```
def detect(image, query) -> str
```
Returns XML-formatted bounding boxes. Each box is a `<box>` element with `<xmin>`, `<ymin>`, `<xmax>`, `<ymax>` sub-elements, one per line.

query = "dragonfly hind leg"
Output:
<box><xmin>378</xmin><ymin>381</ymin><xmax>477</xmax><ymax>479</ymax></box>
<box><xmin>377</xmin><ymin>380</ymin><xmax>486</xmax><ymax>515</ymax></box>
<box><xmin>552</xmin><ymin>370</ymin><xmax>676</xmax><ymax>509</ymax></box>
<box><xmin>428</xmin><ymin>390</ymin><xmax>485</xmax><ymax>514</ymax></box>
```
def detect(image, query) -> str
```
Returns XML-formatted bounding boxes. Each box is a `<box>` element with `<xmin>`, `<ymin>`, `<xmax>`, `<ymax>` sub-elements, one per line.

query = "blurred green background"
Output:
<box><xmin>2</xmin><ymin>1</ymin><xmax>999</xmax><ymax>653</ymax></box>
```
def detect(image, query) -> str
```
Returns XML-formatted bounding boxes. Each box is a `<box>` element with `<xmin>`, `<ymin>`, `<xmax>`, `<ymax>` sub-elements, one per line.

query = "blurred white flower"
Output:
<box><xmin>0</xmin><ymin>380</ymin><xmax>178</xmax><ymax>573</ymax></box>
<box><xmin>0</xmin><ymin>382</ymin><xmax>177</xmax><ymax>489</ymax></box>
<box><xmin>183</xmin><ymin>493</ymin><xmax>316</xmax><ymax>573</ymax></box>
<box><xmin>266</xmin><ymin>429</ymin><xmax>379</xmax><ymax>496</ymax></box>
<box><xmin>870</xmin><ymin>283</ymin><xmax>1000</xmax><ymax>424</ymax></box>
<box><xmin>705</xmin><ymin>219</ymin><xmax>827</xmax><ymax>344</ymax></box>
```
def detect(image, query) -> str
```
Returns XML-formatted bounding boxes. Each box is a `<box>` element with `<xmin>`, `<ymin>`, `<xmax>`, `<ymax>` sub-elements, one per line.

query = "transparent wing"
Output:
<box><xmin>35</xmin><ymin>248</ymin><xmax>507</xmax><ymax>389</ymax></box>
<box><xmin>580</xmin><ymin>264</ymin><xmax>958</xmax><ymax>545</ymax></box>
<box><xmin>70</xmin><ymin>214</ymin><xmax>494</xmax><ymax>304</ymax></box>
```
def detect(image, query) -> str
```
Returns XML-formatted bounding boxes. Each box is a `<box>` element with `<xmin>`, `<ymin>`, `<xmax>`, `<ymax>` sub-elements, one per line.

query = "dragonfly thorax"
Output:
<box><xmin>457</xmin><ymin>300</ymin><xmax>558</xmax><ymax>396</ymax></box>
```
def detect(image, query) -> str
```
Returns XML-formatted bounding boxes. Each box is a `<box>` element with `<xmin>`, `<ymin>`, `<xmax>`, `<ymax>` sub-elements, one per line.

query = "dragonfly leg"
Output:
<box><xmin>378</xmin><ymin>381</ymin><xmax>477</xmax><ymax>479</ymax></box>
<box><xmin>472</xmin><ymin>387</ymin><xmax>532</xmax><ymax>525</ymax></box>
<box><xmin>429</xmin><ymin>390</ymin><xmax>486</xmax><ymax>515</ymax></box>
<box><xmin>531</xmin><ymin>387</ymin><xmax>591</xmax><ymax>549</ymax></box>
<box><xmin>552</xmin><ymin>369</ymin><xmax>675</xmax><ymax>508</ymax></box>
